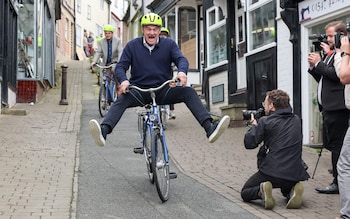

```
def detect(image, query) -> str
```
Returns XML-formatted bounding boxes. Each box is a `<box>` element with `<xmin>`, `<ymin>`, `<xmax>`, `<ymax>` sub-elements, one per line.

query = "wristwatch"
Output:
<box><xmin>341</xmin><ymin>51</ymin><xmax>350</xmax><ymax>57</ymax></box>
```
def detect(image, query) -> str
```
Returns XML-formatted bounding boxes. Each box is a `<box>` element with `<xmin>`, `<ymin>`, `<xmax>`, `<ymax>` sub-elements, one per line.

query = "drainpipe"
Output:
<box><xmin>280</xmin><ymin>7</ymin><xmax>301</xmax><ymax>119</ymax></box>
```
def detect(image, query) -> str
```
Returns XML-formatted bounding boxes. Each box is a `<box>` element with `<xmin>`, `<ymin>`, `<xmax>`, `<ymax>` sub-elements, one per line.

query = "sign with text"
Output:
<box><xmin>299</xmin><ymin>0</ymin><xmax>350</xmax><ymax>23</ymax></box>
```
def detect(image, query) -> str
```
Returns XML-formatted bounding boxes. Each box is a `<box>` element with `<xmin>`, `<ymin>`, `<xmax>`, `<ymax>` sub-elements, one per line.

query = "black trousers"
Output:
<box><xmin>101</xmin><ymin>84</ymin><xmax>211</xmax><ymax>131</ymax></box>
<box><xmin>241</xmin><ymin>171</ymin><xmax>297</xmax><ymax>202</ymax></box>
<box><xmin>322</xmin><ymin>109</ymin><xmax>349</xmax><ymax>184</ymax></box>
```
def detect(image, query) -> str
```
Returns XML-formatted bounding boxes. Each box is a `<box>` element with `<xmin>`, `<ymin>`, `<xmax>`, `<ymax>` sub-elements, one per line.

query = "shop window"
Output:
<box><xmin>206</xmin><ymin>6</ymin><xmax>227</xmax><ymax>67</ymax></box>
<box><xmin>247</xmin><ymin>1</ymin><xmax>275</xmax><ymax>50</ymax></box>
<box><xmin>17</xmin><ymin>0</ymin><xmax>35</xmax><ymax>79</ymax></box>
<box><xmin>179</xmin><ymin>7</ymin><xmax>197</xmax><ymax>69</ymax></box>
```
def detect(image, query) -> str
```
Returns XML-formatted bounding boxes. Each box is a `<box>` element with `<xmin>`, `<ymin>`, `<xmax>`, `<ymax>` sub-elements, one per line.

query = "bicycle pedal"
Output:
<box><xmin>133</xmin><ymin>147</ymin><xmax>144</xmax><ymax>154</ymax></box>
<box><xmin>169</xmin><ymin>172</ymin><xmax>177</xmax><ymax>179</ymax></box>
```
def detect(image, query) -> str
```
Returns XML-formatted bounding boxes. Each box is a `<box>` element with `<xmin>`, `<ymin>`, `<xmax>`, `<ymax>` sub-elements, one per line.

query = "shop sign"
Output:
<box><xmin>299</xmin><ymin>0</ymin><xmax>350</xmax><ymax>23</ymax></box>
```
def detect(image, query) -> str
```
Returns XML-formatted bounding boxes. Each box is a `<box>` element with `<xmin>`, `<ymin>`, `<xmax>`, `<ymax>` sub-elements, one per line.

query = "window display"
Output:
<box><xmin>17</xmin><ymin>1</ymin><xmax>35</xmax><ymax>79</ymax></box>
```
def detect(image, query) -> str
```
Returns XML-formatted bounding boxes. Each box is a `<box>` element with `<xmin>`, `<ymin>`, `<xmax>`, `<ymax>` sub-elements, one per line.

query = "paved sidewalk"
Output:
<box><xmin>0</xmin><ymin>60</ymin><xmax>84</xmax><ymax>218</ymax></box>
<box><xmin>165</xmin><ymin>104</ymin><xmax>340</xmax><ymax>219</ymax></box>
<box><xmin>0</xmin><ymin>59</ymin><xmax>341</xmax><ymax>218</ymax></box>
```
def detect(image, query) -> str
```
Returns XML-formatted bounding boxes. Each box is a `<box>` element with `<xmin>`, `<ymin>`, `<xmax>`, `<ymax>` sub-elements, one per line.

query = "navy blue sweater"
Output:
<box><xmin>114</xmin><ymin>36</ymin><xmax>189</xmax><ymax>87</ymax></box>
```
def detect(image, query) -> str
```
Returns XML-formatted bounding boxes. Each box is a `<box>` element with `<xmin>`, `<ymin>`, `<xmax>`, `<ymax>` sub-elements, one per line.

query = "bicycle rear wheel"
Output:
<box><xmin>144</xmin><ymin>125</ymin><xmax>154</xmax><ymax>184</ymax></box>
<box><xmin>151</xmin><ymin>128</ymin><xmax>170</xmax><ymax>202</ymax></box>
<box><xmin>98</xmin><ymin>86</ymin><xmax>108</xmax><ymax>117</ymax></box>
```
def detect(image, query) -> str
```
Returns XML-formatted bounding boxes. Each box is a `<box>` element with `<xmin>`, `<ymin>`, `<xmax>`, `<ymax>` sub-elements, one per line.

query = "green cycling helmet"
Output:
<box><xmin>103</xmin><ymin>24</ymin><xmax>114</xmax><ymax>32</ymax></box>
<box><xmin>141</xmin><ymin>13</ymin><xmax>162</xmax><ymax>27</ymax></box>
<box><xmin>161</xmin><ymin>27</ymin><xmax>170</xmax><ymax>35</ymax></box>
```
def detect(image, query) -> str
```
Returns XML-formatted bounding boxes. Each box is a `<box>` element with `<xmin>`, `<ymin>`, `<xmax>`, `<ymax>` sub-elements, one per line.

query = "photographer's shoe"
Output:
<box><xmin>286</xmin><ymin>182</ymin><xmax>304</xmax><ymax>209</ymax></box>
<box><xmin>260</xmin><ymin>181</ymin><xmax>275</xmax><ymax>210</ymax></box>
<box><xmin>207</xmin><ymin>115</ymin><xmax>230</xmax><ymax>143</ymax></box>
<box><xmin>315</xmin><ymin>182</ymin><xmax>339</xmax><ymax>194</ymax></box>
<box><xmin>89</xmin><ymin>119</ymin><xmax>107</xmax><ymax>147</ymax></box>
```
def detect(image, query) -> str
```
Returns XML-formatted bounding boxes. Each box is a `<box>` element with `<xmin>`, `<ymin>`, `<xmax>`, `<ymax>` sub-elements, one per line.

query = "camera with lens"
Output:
<box><xmin>334</xmin><ymin>33</ymin><xmax>350</xmax><ymax>49</ymax></box>
<box><xmin>308</xmin><ymin>34</ymin><xmax>327</xmax><ymax>52</ymax></box>
<box><xmin>242</xmin><ymin>108</ymin><xmax>265</xmax><ymax>121</ymax></box>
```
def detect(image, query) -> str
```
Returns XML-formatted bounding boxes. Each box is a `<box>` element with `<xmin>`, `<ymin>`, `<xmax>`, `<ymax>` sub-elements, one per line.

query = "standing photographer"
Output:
<box><xmin>308</xmin><ymin>21</ymin><xmax>349</xmax><ymax>194</ymax></box>
<box><xmin>241</xmin><ymin>89</ymin><xmax>309</xmax><ymax>210</ymax></box>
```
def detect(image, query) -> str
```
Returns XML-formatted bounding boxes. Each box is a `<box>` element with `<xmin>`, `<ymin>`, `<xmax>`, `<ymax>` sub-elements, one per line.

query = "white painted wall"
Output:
<box><xmin>276</xmin><ymin>17</ymin><xmax>294</xmax><ymax>102</ymax></box>
<box><xmin>75</xmin><ymin>0</ymin><xmax>110</xmax><ymax>60</ymax></box>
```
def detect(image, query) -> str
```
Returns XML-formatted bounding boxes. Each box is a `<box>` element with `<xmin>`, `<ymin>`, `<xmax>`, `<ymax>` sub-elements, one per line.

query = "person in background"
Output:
<box><xmin>96</xmin><ymin>33</ymin><xmax>104</xmax><ymax>44</ymax></box>
<box><xmin>87</xmin><ymin>32</ymin><xmax>95</xmax><ymax>57</ymax></box>
<box><xmin>90</xmin><ymin>24</ymin><xmax>123</xmax><ymax>99</ymax></box>
<box><xmin>334</xmin><ymin>33</ymin><xmax>350</xmax><ymax>219</ymax></box>
<box><xmin>88</xmin><ymin>13</ymin><xmax>230</xmax><ymax>147</ymax></box>
<box><xmin>308</xmin><ymin>21</ymin><xmax>349</xmax><ymax>194</ymax></box>
<box><xmin>83</xmin><ymin>30</ymin><xmax>90</xmax><ymax>57</ymax></box>
<box><xmin>160</xmin><ymin>27</ymin><xmax>176</xmax><ymax>119</ymax></box>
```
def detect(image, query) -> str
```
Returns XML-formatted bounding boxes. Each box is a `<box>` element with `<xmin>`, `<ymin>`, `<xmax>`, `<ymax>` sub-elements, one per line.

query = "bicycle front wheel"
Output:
<box><xmin>151</xmin><ymin>128</ymin><xmax>170</xmax><ymax>202</ymax></box>
<box><xmin>98</xmin><ymin>86</ymin><xmax>108</xmax><ymax>117</ymax></box>
<box><xmin>160</xmin><ymin>106</ymin><xmax>168</xmax><ymax>130</ymax></box>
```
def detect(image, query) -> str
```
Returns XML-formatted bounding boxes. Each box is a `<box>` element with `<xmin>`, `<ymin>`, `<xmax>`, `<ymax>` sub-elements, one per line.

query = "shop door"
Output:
<box><xmin>246</xmin><ymin>47</ymin><xmax>277</xmax><ymax>109</ymax></box>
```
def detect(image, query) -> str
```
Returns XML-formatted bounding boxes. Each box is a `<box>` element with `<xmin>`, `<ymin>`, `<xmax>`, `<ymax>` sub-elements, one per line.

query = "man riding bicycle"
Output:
<box><xmin>89</xmin><ymin>13</ymin><xmax>230</xmax><ymax>147</ymax></box>
<box><xmin>91</xmin><ymin>24</ymin><xmax>123</xmax><ymax>100</ymax></box>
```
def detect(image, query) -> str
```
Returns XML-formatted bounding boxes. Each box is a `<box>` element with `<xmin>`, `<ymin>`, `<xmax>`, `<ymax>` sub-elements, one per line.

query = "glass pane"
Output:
<box><xmin>167</xmin><ymin>9</ymin><xmax>176</xmax><ymax>40</ymax></box>
<box><xmin>208</xmin><ymin>9</ymin><xmax>215</xmax><ymax>26</ymax></box>
<box><xmin>179</xmin><ymin>7</ymin><xmax>196</xmax><ymax>69</ymax></box>
<box><xmin>17</xmin><ymin>0</ymin><xmax>36</xmax><ymax>79</ymax></box>
<box><xmin>208</xmin><ymin>24</ymin><xmax>227</xmax><ymax>66</ymax></box>
<box><xmin>249</xmin><ymin>1</ymin><xmax>275</xmax><ymax>50</ymax></box>
<box><xmin>238</xmin><ymin>16</ymin><xmax>243</xmax><ymax>42</ymax></box>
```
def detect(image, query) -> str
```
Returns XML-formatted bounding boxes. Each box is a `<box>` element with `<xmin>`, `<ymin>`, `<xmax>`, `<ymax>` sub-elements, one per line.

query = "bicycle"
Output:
<box><xmin>130</xmin><ymin>79</ymin><xmax>178</xmax><ymax>202</ymax></box>
<box><xmin>95</xmin><ymin>63</ymin><xmax>117</xmax><ymax>117</ymax></box>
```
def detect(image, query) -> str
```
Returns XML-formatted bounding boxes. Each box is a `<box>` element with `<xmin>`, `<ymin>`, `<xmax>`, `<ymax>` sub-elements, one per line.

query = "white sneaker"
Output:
<box><xmin>89</xmin><ymin>119</ymin><xmax>106</xmax><ymax>147</ymax></box>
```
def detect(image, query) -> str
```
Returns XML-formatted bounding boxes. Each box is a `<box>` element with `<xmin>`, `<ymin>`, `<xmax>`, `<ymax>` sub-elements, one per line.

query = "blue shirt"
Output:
<box><xmin>114</xmin><ymin>36</ymin><xmax>189</xmax><ymax>87</ymax></box>
<box><xmin>106</xmin><ymin>40</ymin><xmax>112</xmax><ymax>64</ymax></box>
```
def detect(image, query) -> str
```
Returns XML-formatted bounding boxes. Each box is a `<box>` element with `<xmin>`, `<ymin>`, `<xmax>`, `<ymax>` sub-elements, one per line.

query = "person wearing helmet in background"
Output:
<box><xmin>91</xmin><ymin>24</ymin><xmax>123</xmax><ymax>102</ymax></box>
<box><xmin>160</xmin><ymin>27</ymin><xmax>176</xmax><ymax>119</ymax></box>
<box><xmin>89</xmin><ymin>13</ymin><xmax>230</xmax><ymax>149</ymax></box>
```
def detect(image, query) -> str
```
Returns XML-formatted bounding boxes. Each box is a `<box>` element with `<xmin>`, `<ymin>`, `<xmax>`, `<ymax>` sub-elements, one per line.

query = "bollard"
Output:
<box><xmin>59</xmin><ymin>64</ymin><xmax>69</xmax><ymax>105</ymax></box>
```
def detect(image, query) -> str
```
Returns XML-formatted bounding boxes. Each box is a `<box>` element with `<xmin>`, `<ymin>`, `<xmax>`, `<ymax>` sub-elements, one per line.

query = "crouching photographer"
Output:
<box><xmin>240</xmin><ymin>89</ymin><xmax>310</xmax><ymax>210</ymax></box>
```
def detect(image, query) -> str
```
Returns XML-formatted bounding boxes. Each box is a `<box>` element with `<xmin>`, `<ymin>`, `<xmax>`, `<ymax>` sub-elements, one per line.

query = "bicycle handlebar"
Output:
<box><xmin>94</xmin><ymin>63</ymin><xmax>117</xmax><ymax>69</ymax></box>
<box><xmin>128</xmin><ymin>79</ymin><xmax>180</xmax><ymax>93</ymax></box>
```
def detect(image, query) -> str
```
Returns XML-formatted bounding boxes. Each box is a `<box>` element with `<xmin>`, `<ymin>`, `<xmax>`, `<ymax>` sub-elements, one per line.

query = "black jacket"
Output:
<box><xmin>308</xmin><ymin>53</ymin><xmax>346</xmax><ymax>112</ymax></box>
<box><xmin>244</xmin><ymin>107</ymin><xmax>310</xmax><ymax>181</ymax></box>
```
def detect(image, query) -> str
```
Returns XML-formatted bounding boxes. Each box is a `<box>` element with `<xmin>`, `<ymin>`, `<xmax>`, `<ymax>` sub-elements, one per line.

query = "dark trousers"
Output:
<box><xmin>322</xmin><ymin>109</ymin><xmax>349</xmax><ymax>184</ymax></box>
<box><xmin>241</xmin><ymin>171</ymin><xmax>297</xmax><ymax>202</ymax></box>
<box><xmin>101</xmin><ymin>84</ymin><xmax>211</xmax><ymax>131</ymax></box>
